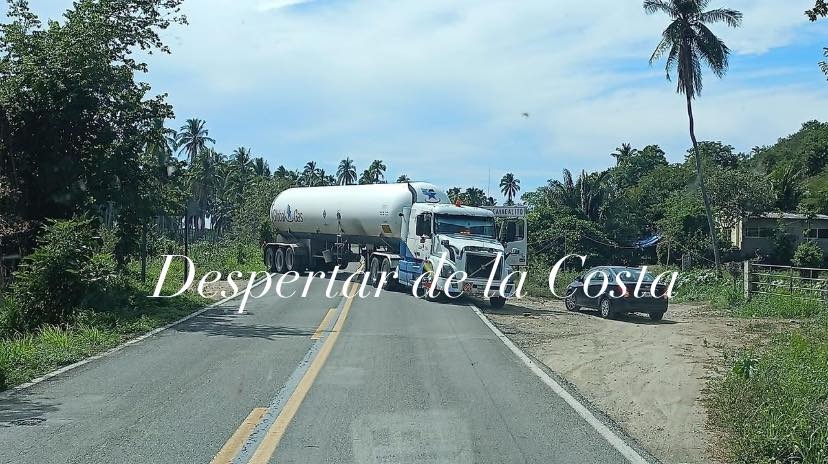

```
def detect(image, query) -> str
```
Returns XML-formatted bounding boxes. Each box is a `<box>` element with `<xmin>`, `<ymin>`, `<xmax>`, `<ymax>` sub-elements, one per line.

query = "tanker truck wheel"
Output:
<box><xmin>285</xmin><ymin>247</ymin><xmax>297</xmax><ymax>273</ymax></box>
<box><xmin>381</xmin><ymin>258</ymin><xmax>398</xmax><ymax>291</ymax></box>
<box><xmin>265</xmin><ymin>246</ymin><xmax>277</xmax><ymax>272</ymax></box>
<box><xmin>369</xmin><ymin>256</ymin><xmax>381</xmax><ymax>288</ymax></box>
<box><xmin>489</xmin><ymin>297</ymin><xmax>507</xmax><ymax>309</ymax></box>
<box><xmin>274</xmin><ymin>247</ymin><xmax>286</xmax><ymax>273</ymax></box>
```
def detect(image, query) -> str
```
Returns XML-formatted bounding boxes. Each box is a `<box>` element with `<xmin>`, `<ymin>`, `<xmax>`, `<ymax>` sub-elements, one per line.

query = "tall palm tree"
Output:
<box><xmin>176</xmin><ymin>118</ymin><xmax>215</xmax><ymax>163</ymax></box>
<box><xmin>611</xmin><ymin>143</ymin><xmax>637</xmax><ymax>166</ymax></box>
<box><xmin>396</xmin><ymin>174</ymin><xmax>411</xmax><ymax>183</ymax></box>
<box><xmin>337</xmin><ymin>158</ymin><xmax>357</xmax><ymax>185</ymax></box>
<box><xmin>645</xmin><ymin>0</ymin><xmax>742</xmax><ymax>271</ymax></box>
<box><xmin>499</xmin><ymin>173</ymin><xmax>521</xmax><ymax>205</ymax></box>
<box><xmin>253</xmin><ymin>157</ymin><xmax>270</xmax><ymax>177</ymax></box>
<box><xmin>367</xmin><ymin>160</ymin><xmax>386</xmax><ymax>184</ymax></box>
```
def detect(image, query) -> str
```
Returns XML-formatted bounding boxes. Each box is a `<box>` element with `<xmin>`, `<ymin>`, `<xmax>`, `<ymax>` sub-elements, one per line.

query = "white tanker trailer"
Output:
<box><xmin>264</xmin><ymin>182</ymin><xmax>516</xmax><ymax>307</ymax></box>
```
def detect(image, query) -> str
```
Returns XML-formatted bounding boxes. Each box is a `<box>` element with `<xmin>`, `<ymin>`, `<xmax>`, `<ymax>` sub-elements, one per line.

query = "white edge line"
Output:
<box><xmin>468</xmin><ymin>303</ymin><xmax>650</xmax><ymax>464</ymax></box>
<box><xmin>2</xmin><ymin>277</ymin><xmax>270</xmax><ymax>396</ymax></box>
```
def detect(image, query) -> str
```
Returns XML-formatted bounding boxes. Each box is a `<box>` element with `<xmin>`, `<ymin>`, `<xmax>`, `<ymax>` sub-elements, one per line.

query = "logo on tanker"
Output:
<box><xmin>274</xmin><ymin>204</ymin><xmax>304</xmax><ymax>223</ymax></box>
<box><xmin>421</xmin><ymin>188</ymin><xmax>440</xmax><ymax>203</ymax></box>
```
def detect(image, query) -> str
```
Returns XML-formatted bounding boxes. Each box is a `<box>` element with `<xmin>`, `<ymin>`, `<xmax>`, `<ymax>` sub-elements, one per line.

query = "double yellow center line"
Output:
<box><xmin>211</xmin><ymin>281</ymin><xmax>359</xmax><ymax>464</ymax></box>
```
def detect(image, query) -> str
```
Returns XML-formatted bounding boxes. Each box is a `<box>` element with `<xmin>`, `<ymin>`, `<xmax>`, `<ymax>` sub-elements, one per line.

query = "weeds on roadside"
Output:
<box><xmin>710</xmin><ymin>316</ymin><xmax>828</xmax><ymax>464</ymax></box>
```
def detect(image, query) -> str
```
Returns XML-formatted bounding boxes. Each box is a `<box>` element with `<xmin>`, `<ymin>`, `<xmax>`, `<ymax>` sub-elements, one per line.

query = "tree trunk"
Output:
<box><xmin>686</xmin><ymin>93</ymin><xmax>721</xmax><ymax>272</ymax></box>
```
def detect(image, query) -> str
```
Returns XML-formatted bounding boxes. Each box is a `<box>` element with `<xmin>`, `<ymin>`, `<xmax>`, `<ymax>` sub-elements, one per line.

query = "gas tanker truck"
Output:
<box><xmin>265</xmin><ymin>182</ymin><xmax>517</xmax><ymax>308</ymax></box>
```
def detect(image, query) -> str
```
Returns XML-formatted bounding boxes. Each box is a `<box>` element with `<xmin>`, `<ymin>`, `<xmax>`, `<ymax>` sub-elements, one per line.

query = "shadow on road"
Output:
<box><xmin>170</xmin><ymin>312</ymin><xmax>314</xmax><ymax>339</ymax></box>
<box><xmin>0</xmin><ymin>393</ymin><xmax>58</xmax><ymax>426</ymax></box>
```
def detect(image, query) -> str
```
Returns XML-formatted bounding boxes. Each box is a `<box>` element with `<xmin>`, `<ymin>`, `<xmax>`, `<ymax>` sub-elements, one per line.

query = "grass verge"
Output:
<box><xmin>0</xmin><ymin>242</ymin><xmax>264</xmax><ymax>391</ymax></box>
<box><xmin>709</xmin><ymin>316</ymin><xmax>828</xmax><ymax>464</ymax></box>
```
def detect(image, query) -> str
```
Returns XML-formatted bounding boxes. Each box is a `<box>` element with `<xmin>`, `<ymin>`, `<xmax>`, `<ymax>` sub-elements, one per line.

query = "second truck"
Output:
<box><xmin>264</xmin><ymin>182</ymin><xmax>517</xmax><ymax>308</ymax></box>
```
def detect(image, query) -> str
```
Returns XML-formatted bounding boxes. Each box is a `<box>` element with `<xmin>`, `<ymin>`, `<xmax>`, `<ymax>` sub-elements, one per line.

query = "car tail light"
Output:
<box><xmin>617</xmin><ymin>285</ymin><xmax>630</xmax><ymax>298</ymax></box>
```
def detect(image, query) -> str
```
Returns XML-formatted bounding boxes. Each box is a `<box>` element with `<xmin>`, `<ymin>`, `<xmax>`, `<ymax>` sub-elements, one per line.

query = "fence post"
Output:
<box><xmin>788</xmin><ymin>266</ymin><xmax>794</xmax><ymax>296</ymax></box>
<box><xmin>743</xmin><ymin>260</ymin><xmax>751</xmax><ymax>299</ymax></box>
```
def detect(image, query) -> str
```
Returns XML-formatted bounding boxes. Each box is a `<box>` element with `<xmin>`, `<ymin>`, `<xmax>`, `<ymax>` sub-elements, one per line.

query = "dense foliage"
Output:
<box><xmin>520</xmin><ymin>124</ymin><xmax>828</xmax><ymax>267</ymax></box>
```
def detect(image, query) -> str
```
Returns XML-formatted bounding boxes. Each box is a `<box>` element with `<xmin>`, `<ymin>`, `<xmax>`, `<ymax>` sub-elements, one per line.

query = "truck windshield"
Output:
<box><xmin>434</xmin><ymin>214</ymin><xmax>495</xmax><ymax>238</ymax></box>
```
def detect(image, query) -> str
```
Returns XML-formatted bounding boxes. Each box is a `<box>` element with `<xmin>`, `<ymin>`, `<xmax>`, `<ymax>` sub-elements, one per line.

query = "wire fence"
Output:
<box><xmin>744</xmin><ymin>262</ymin><xmax>828</xmax><ymax>301</ymax></box>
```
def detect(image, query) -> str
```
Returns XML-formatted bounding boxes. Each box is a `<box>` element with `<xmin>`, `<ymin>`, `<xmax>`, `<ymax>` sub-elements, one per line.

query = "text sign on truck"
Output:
<box><xmin>483</xmin><ymin>206</ymin><xmax>527</xmax><ymax>218</ymax></box>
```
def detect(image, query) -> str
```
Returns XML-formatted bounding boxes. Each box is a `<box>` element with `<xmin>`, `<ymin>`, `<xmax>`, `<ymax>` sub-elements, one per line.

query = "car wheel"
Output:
<box><xmin>490</xmin><ymin>296</ymin><xmax>506</xmax><ymax>309</ymax></box>
<box><xmin>599</xmin><ymin>298</ymin><xmax>614</xmax><ymax>319</ymax></box>
<box><xmin>274</xmin><ymin>248</ymin><xmax>286</xmax><ymax>274</ymax></box>
<box><xmin>650</xmin><ymin>311</ymin><xmax>665</xmax><ymax>321</ymax></box>
<box><xmin>565</xmin><ymin>294</ymin><xmax>580</xmax><ymax>312</ymax></box>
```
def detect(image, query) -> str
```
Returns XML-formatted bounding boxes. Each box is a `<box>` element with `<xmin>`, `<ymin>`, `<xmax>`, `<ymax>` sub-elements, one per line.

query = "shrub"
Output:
<box><xmin>710</xmin><ymin>319</ymin><xmax>828</xmax><ymax>463</ymax></box>
<box><xmin>792</xmin><ymin>241</ymin><xmax>825</xmax><ymax>268</ymax></box>
<box><xmin>8</xmin><ymin>217</ymin><xmax>97</xmax><ymax>330</ymax></box>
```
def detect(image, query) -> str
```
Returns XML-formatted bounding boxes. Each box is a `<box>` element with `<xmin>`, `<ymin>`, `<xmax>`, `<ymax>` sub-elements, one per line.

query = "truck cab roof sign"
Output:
<box><xmin>482</xmin><ymin>206</ymin><xmax>527</xmax><ymax>218</ymax></box>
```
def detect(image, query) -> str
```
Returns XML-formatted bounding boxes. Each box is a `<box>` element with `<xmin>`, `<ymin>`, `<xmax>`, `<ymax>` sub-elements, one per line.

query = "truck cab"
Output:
<box><xmin>394</xmin><ymin>202</ymin><xmax>515</xmax><ymax>307</ymax></box>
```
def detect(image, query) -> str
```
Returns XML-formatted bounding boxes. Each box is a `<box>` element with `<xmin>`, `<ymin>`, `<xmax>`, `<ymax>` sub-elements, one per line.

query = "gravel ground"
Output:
<box><xmin>483</xmin><ymin>296</ymin><xmax>788</xmax><ymax>464</ymax></box>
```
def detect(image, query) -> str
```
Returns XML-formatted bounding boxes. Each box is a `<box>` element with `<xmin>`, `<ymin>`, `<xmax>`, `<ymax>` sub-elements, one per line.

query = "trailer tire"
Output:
<box><xmin>265</xmin><ymin>246</ymin><xmax>277</xmax><ymax>272</ymax></box>
<box><xmin>285</xmin><ymin>247</ymin><xmax>297</xmax><ymax>273</ymax></box>
<box><xmin>369</xmin><ymin>256</ymin><xmax>381</xmax><ymax>288</ymax></box>
<box><xmin>274</xmin><ymin>247</ymin><xmax>286</xmax><ymax>273</ymax></box>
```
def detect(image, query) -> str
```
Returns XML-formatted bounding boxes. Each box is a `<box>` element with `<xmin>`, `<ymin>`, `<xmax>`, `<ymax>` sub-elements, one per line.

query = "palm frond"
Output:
<box><xmin>694</xmin><ymin>23</ymin><xmax>730</xmax><ymax>77</ymax></box>
<box><xmin>699</xmin><ymin>8</ymin><xmax>742</xmax><ymax>27</ymax></box>
<box><xmin>643</xmin><ymin>0</ymin><xmax>677</xmax><ymax>17</ymax></box>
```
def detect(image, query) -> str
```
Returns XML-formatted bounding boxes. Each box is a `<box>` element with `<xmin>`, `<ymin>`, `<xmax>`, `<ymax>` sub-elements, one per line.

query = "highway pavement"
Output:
<box><xmin>0</xmin><ymin>269</ymin><xmax>650</xmax><ymax>463</ymax></box>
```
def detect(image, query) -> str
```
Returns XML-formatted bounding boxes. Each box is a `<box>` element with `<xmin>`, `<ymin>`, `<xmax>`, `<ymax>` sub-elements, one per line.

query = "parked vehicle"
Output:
<box><xmin>564</xmin><ymin>266</ymin><xmax>668</xmax><ymax>321</ymax></box>
<box><xmin>265</xmin><ymin>182</ymin><xmax>518</xmax><ymax>307</ymax></box>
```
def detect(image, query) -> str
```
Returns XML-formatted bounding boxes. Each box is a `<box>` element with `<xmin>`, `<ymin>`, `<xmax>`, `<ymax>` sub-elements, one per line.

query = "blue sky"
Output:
<box><xmin>5</xmin><ymin>0</ymin><xmax>828</xmax><ymax>202</ymax></box>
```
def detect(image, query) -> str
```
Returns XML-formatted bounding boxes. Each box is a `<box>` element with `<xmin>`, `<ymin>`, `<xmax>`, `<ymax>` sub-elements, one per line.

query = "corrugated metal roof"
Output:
<box><xmin>751</xmin><ymin>212</ymin><xmax>828</xmax><ymax>220</ymax></box>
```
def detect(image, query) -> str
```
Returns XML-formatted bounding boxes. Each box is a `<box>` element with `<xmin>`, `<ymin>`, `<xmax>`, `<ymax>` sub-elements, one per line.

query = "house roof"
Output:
<box><xmin>750</xmin><ymin>212</ymin><xmax>828</xmax><ymax>221</ymax></box>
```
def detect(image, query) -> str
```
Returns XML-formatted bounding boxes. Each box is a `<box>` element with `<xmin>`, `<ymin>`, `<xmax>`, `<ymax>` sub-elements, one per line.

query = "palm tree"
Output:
<box><xmin>463</xmin><ymin>187</ymin><xmax>486</xmax><ymax>207</ymax></box>
<box><xmin>302</xmin><ymin>161</ymin><xmax>322</xmax><ymax>187</ymax></box>
<box><xmin>499</xmin><ymin>173</ymin><xmax>521</xmax><ymax>205</ymax></box>
<box><xmin>645</xmin><ymin>0</ymin><xmax>742</xmax><ymax>271</ymax></box>
<box><xmin>253</xmin><ymin>157</ymin><xmax>270</xmax><ymax>177</ymax></box>
<box><xmin>396</xmin><ymin>174</ymin><xmax>411</xmax><ymax>183</ymax></box>
<box><xmin>337</xmin><ymin>158</ymin><xmax>357</xmax><ymax>185</ymax></box>
<box><xmin>145</xmin><ymin>119</ymin><xmax>178</xmax><ymax>180</ymax></box>
<box><xmin>176</xmin><ymin>118</ymin><xmax>215</xmax><ymax>163</ymax></box>
<box><xmin>188</xmin><ymin>148</ymin><xmax>224</xmax><ymax>230</ymax></box>
<box><xmin>367</xmin><ymin>160</ymin><xmax>386</xmax><ymax>184</ymax></box>
<box><xmin>547</xmin><ymin>169</ymin><xmax>579</xmax><ymax>211</ymax></box>
<box><xmin>447</xmin><ymin>187</ymin><xmax>462</xmax><ymax>203</ymax></box>
<box><xmin>611</xmin><ymin>143</ymin><xmax>637</xmax><ymax>166</ymax></box>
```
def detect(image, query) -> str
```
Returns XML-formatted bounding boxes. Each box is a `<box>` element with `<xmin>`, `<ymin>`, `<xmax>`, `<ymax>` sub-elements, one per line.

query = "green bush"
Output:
<box><xmin>792</xmin><ymin>241</ymin><xmax>826</xmax><ymax>268</ymax></box>
<box><xmin>9</xmin><ymin>217</ymin><xmax>98</xmax><ymax>330</ymax></box>
<box><xmin>710</xmin><ymin>319</ymin><xmax>828</xmax><ymax>463</ymax></box>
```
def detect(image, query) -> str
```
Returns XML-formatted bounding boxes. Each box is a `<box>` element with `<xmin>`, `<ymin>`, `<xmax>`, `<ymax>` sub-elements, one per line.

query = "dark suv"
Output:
<box><xmin>564</xmin><ymin>266</ymin><xmax>669</xmax><ymax>321</ymax></box>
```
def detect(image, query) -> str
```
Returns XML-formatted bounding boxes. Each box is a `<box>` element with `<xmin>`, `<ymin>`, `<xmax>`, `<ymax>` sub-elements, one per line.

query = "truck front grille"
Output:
<box><xmin>465</xmin><ymin>254</ymin><xmax>497</xmax><ymax>279</ymax></box>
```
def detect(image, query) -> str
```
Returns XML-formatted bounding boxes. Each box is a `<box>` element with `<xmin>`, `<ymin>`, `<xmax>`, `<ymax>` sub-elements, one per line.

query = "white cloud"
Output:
<box><xmin>257</xmin><ymin>0</ymin><xmax>314</xmax><ymax>11</ymax></box>
<box><xmin>9</xmin><ymin>0</ymin><xmax>826</xmax><ymax>196</ymax></box>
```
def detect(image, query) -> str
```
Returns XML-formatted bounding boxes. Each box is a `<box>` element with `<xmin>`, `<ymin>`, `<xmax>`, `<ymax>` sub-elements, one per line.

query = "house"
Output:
<box><xmin>729</xmin><ymin>212</ymin><xmax>828</xmax><ymax>258</ymax></box>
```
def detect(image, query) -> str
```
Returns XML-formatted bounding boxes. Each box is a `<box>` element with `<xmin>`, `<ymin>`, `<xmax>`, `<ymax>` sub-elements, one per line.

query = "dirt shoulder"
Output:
<box><xmin>484</xmin><ymin>297</ymin><xmax>784</xmax><ymax>464</ymax></box>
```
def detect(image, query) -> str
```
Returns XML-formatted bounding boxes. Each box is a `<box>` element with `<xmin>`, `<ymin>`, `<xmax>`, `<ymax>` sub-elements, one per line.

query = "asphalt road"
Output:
<box><xmin>0</xmin><ymin>270</ymin><xmax>647</xmax><ymax>464</ymax></box>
